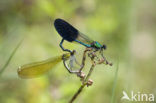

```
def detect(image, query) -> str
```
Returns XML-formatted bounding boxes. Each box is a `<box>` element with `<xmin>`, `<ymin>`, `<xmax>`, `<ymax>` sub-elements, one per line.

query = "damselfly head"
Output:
<box><xmin>91</xmin><ymin>41</ymin><xmax>106</xmax><ymax>50</ymax></box>
<box><xmin>102</xmin><ymin>44</ymin><xmax>106</xmax><ymax>50</ymax></box>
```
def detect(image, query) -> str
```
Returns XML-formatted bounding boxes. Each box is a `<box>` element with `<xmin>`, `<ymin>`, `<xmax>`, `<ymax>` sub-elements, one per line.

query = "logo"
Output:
<box><xmin>121</xmin><ymin>91</ymin><xmax>154</xmax><ymax>102</ymax></box>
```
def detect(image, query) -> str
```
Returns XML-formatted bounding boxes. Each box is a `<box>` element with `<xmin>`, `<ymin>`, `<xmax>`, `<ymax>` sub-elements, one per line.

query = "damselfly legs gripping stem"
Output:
<box><xmin>63</xmin><ymin>48</ymin><xmax>112</xmax><ymax>103</ymax></box>
<box><xmin>62</xmin><ymin>47</ymin><xmax>112</xmax><ymax>79</ymax></box>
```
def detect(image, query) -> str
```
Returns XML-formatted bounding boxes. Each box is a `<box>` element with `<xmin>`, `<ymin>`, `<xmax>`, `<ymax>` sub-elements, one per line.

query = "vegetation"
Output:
<box><xmin>0</xmin><ymin>0</ymin><xmax>155</xmax><ymax>103</ymax></box>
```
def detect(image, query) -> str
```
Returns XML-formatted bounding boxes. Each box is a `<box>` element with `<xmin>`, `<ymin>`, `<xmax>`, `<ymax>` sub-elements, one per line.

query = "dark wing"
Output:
<box><xmin>54</xmin><ymin>18</ymin><xmax>79</xmax><ymax>42</ymax></box>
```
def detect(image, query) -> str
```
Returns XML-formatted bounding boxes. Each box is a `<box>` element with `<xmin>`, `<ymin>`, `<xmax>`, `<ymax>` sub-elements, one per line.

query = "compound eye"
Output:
<box><xmin>102</xmin><ymin>45</ymin><xmax>107</xmax><ymax>50</ymax></box>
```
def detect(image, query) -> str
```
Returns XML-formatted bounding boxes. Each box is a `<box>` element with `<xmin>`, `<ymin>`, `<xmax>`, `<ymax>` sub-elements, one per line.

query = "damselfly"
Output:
<box><xmin>17</xmin><ymin>19</ymin><xmax>111</xmax><ymax>79</ymax></box>
<box><xmin>54</xmin><ymin>18</ymin><xmax>106</xmax><ymax>53</ymax></box>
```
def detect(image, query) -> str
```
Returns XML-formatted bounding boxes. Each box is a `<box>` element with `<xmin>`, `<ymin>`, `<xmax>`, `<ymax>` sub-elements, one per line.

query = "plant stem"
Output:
<box><xmin>0</xmin><ymin>39</ymin><xmax>23</xmax><ymax>76</ymax></box>
<box><xmin>110</xmin><ymin>61</ymin><xmax>119</xmax><ymax>103</ymax></box>
<box><xmin>69</xmin><ymin>60</ymin><xmax>95</xmax><ymax>103</ymax></box>
<box><xmin>69</xmin><ymin>85</ymin><xmax>85</xmax><ymax>103</ymax></box>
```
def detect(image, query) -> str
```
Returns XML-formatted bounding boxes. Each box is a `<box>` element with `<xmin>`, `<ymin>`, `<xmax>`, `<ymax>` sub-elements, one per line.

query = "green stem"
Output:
<box><xmin>110</xmin><ymin>61</ymin><xmax>119</xmax><ymax>103</ymax></box>
<box><xmin>69</xmin><ymin>61</ymin><xmax>95</xmax><ymax>103</ymax></box>
<box><xmin>0</xmin><ymin>39</ymin><xmax>23</xmax><ymax>76</ymax></box>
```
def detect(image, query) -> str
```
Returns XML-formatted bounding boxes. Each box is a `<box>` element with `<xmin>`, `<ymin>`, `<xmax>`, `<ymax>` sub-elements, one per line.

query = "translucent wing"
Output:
<box><xmin>17</xmin><ymin>53</ymin><xmax>70</xmax><ymax>79</ymax></box>
<box><xmin>75</xmin><ymin>32</ymin><xmax>94</xmax><ymax>45</ymax></box>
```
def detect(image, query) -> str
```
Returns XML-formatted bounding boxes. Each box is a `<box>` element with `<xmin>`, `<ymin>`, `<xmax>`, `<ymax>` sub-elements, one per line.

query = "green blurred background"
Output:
<box><xmin>0</xmin><ymin>0</ymin><xmax>156</xmax><ymax>103</ymax></box>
